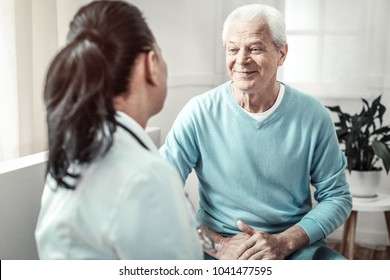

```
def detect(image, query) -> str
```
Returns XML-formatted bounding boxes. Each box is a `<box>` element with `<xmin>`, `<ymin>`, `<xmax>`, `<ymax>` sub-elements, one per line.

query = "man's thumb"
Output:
<box><xmin>237</xmin><ymin>220</ymin><xmax>255</xmax><ymax>236</ymax></box>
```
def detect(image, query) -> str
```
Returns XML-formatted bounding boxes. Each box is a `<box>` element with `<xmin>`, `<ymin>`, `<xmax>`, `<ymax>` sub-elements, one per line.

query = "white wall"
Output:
<box><xmin>0</xmin><ymin>152</ymin><xmax>46</xmax><ymax>260</ymax></box>
<box><xmin>130</xmin><ymin>0</ymin><xmax>226</xmax><ymax>140</ymax></box>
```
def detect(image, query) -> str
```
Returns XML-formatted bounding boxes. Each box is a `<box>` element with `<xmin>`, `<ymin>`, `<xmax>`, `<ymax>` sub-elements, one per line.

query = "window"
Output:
<box><xmin>281</xmin><ymin>0</ymin><xmax>378</xmax><ymax>98</ymax></box>
<box><xmin>0</xmin><ymin>0</ymin><xmax>89</xmax><ymax>163</ymax></box>
<box><xmin>0</xmin><ymin>0</ymin><xmax>19</xmax><ymax>161</ymax></box>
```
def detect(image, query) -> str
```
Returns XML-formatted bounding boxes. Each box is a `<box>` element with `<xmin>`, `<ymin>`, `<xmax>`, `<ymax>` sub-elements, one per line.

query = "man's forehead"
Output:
<box><xmin>227</xmin><ymin>20</ymin><xmax>270</xmax><ymax>39</ymax></box>
<box><xmin>226</xmin><ymin>36</ymin><xmax>267</xmax><ymax>46</ymax></box>
<box><xmin>226</xmin><ymin>29</ymin><xmax>271</xmax><ymax>45</ymax></box>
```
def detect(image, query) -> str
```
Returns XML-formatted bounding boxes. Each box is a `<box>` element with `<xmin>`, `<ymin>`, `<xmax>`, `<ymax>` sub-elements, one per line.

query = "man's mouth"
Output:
<box><xmin>234</xmin><ymin>70</ymin><xmax>257</xmax><ymax>76</ymax></box>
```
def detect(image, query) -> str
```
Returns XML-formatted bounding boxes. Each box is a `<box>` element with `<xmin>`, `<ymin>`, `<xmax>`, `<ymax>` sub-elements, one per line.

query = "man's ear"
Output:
<box><xmin>277</xmin><ymin>44</ymin><xmax>288</xmax><ymax>66</ymax></box>
<box><xmin>144</xmin><ymin>50</ymin><xmax>159</xmax><ymax>86</ymax></box>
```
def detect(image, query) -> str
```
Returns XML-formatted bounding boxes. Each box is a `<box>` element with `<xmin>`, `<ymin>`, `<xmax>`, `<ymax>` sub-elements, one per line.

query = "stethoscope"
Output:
<box><xmin>115</xmin><ymin>121</ymin><xmax>150</xmax><ymax>151</ymax></box>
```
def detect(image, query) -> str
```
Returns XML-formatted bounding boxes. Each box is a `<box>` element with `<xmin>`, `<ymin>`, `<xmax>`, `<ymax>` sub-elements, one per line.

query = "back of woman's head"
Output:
<box><xmin>45</xmin><ymin>0</ymin><xmax>155</xmax><ymax>189</ymax></box>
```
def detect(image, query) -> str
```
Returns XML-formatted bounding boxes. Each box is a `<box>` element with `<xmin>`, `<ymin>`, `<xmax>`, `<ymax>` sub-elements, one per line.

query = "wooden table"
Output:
<box><xmin>341</xmin><ymin>193</ymin><xmax>390</xmax><ymax>259</ymax></box>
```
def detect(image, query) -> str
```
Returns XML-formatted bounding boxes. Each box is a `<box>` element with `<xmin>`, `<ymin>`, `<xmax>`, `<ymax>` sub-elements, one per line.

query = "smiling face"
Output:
<box><xmin>225</xmin><ymin>20</ymin><xmax>287</xmax><ymax>94</ymax></box>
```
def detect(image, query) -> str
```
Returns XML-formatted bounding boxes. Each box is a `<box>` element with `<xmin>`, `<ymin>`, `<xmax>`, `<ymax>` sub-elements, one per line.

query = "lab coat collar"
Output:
<box><xmin>115</xmin><ymin>111</ymin><xmax>159</xmax><ymax>153</ymax></box>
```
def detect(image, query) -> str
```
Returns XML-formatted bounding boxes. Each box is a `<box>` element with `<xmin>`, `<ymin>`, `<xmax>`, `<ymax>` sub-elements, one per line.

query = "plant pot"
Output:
<box><xmin>345</xmin><ymin>170</ymin><xmax>381</xmax><ymax>199</ymax></box>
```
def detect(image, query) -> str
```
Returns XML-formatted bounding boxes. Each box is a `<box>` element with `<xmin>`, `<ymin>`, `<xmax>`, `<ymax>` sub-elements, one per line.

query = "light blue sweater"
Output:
<box><xmin>160</xmin><ymin>81</ymin><xmax>352</xmax><ymax>244</ymax></box>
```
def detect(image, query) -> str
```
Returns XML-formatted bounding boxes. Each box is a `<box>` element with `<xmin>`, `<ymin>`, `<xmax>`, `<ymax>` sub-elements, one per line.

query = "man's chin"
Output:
<box><xmin>232</xmin><ymin>80</ymin><xmax>256</xmax><ymax>92</ymax></box>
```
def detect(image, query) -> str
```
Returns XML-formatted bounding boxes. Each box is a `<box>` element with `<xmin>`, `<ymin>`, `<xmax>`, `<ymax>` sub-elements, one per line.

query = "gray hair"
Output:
<box><xmin>222</xmin><ymin>4</ymin><xmax>287</xmax><ymax>49</ymax></box>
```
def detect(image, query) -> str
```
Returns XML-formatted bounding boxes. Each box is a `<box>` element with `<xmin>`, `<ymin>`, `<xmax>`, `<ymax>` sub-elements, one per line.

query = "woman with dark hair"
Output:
<box><xmin>35</xmin><ymin>0</ymin><xmax>203</xmax><ymax>259</ymax></box>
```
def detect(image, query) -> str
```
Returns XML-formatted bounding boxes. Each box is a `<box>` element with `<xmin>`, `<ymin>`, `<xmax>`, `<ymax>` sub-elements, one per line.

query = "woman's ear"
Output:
<box><xmin>144</xmin><ymin>50</ymin><xmax>159</xmax><ymax>86</ymax></box>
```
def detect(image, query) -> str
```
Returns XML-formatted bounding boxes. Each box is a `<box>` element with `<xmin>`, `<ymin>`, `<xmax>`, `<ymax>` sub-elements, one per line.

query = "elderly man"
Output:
<box><xmin>160</xmin><ymin>4</ymin><xmax>352</xmax><ymax>260</ymax></box>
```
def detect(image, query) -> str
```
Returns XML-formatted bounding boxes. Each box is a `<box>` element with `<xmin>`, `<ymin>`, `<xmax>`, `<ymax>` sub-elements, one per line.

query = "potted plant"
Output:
<box><xmin>327</xmin><ymin>95</ymin><xmax>390</xmax><ymax>198</ymax></box>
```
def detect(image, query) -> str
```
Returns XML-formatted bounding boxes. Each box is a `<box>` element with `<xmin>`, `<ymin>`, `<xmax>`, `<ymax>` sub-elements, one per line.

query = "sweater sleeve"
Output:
<box><xmin>159</xmin><ymin>99</ymin><xmax>200</xmax><ymax>185</ymax></box>
<box><xmin>297</xmin><ymin>107</ymin><xmax>352</xmax><ymax>244</ymax></box>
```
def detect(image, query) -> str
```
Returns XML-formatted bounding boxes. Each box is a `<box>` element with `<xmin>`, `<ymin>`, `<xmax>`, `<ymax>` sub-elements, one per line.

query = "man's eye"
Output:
<box><xmin>251</xmin><ymin>48</ymin><xmax>262</xmax><ymax>53</ymax></box>
<box><xmin>227</xmin><ymin>48</ymin><xmax>238</xmax><ymax>54</ymax></box>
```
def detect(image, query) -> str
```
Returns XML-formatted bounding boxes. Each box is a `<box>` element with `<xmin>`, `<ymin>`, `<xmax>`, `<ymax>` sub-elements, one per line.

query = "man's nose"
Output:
<box><xmin>236</xmin><ymin>49</ymin><xmax>250</xmax><ymax>64</ymax></box>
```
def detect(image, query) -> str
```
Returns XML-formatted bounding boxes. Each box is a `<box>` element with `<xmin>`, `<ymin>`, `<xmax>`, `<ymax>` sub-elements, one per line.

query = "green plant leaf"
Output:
<box><xmin>380</xmin><ymin>134</ymin><xmax>390</xmax><ymax>142</ymax></box>
<box><xmin>372</xmin><ymin>140</ymin><xmax>390</xmax><ymax>174</ymax></box>
<box><xmin>326</xmin><ymin>105</ymin><xmax>342</xmax><ymax>113</ymax></box>
<box><xmin>326</xmin><ymin>95</ymin><xmax>390</xmax><ymax>175</ymax></box>
<box><xmin>372</xmin><ymin>125</ymin><xmax>390</xmax><ymax>136</ymax></box>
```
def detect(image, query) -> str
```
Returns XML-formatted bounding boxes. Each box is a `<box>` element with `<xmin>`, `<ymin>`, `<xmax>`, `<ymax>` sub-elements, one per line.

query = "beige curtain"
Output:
<box><xmin>0</xmin><ymin>0</ymin><xmax>19</xmax><ymax>162</ymax></box>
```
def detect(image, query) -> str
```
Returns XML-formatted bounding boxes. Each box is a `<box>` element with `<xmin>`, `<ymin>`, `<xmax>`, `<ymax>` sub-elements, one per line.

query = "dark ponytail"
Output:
<box><xmin>44</xmin><ymin>1</ymin><xmax>155</xmax><ymax>189</ymax></box>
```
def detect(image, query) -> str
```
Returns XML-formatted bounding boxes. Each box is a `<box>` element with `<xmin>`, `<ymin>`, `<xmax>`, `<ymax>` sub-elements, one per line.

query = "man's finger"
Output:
<box><xmin>237</xmin><ymin>220</ymin><xmax>255</xmax><ymax>235</ymax></box>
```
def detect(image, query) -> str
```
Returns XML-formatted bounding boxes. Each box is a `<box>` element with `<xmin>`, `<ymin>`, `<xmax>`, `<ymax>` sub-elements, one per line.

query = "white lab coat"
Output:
<box><xmin>35</xmin><ymin>112</ymin><xmax>203</xmax><ymax>259</ymax></box>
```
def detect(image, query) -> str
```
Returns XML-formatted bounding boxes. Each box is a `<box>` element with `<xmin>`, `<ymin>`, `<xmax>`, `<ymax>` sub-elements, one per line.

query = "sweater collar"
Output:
<box><xmin>225</xmin><ymin>80</ymin><xmax>291</xmax><ymax>129</ymax></box>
